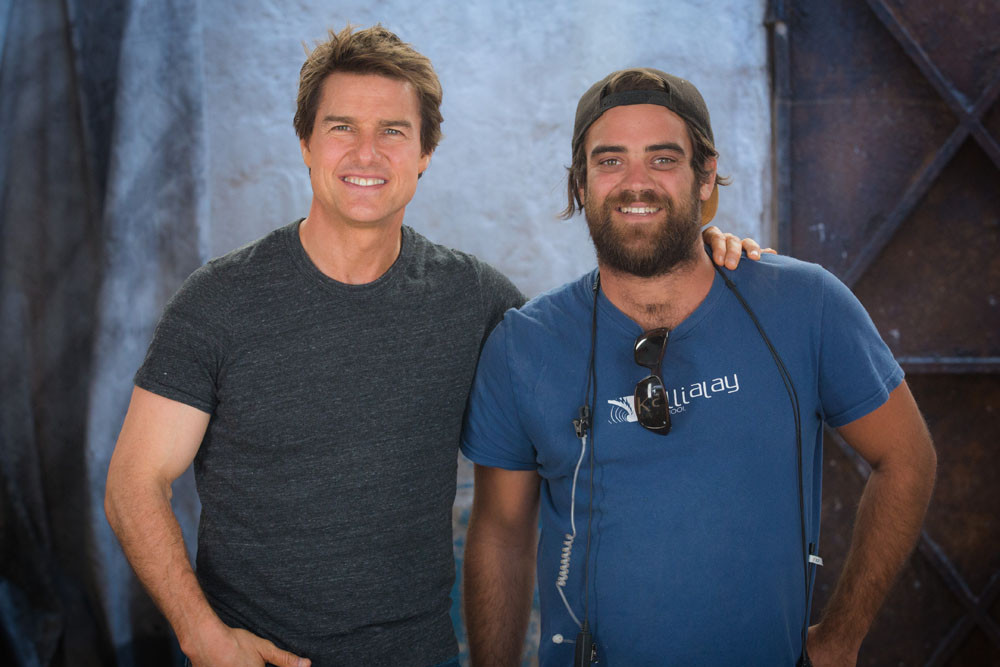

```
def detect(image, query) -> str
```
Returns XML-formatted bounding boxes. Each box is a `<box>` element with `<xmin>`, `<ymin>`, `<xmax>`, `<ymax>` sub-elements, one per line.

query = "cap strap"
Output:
<box><xmin>598</xmin><ymin>89</ymin><xmax>673</xmax><ymax>113</ymax></box>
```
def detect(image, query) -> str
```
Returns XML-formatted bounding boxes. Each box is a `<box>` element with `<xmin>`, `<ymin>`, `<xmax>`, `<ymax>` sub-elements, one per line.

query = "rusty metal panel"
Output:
<box><xmin>783</xmin><ymin>0</ymin><xmax>954</xmax><ymax>277</ymax></box>
<box><xmin>773</xmin><ymin>0</ymin><xmax>1000</xmax><ymax>664</ymax></box>
<box><xmin>910</xmin><ymin>374</ymin><xmax>1000</xmax><ymax>596</ymax></box>
<box><xmin>881</xmin><ymin>0</ymin><xmax>1000</xmax><ymax>113</ymax></box>
<box><xmin>988</xmin><ymin>102</ymin><xmax>1000</xmax><ymax>140</ymax></box>
<box><xmin>851</xmin><ymin>140</ymin><xmax>1000</xmax><ymax>361</ymax></box>
<box><xmin>947</xmin><ymin>628</ymin><xmax>1000</xmax><ymax>666</ymax></box>
<box><xmin>782</xmin><ymin>0</ymin><xmax>1000</xmax><ymax>285</ymax></box>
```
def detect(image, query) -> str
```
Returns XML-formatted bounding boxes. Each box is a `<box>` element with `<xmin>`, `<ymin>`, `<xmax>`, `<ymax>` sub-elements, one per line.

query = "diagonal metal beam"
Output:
<box><xmin>922</xmin><ymin>550</ymin><xmax>1000</xmax><ymax>666</ymax></box>
<box><xmin>865</xmin><ymin>0</ymin><xmax>970</xmax><ymax>111</ymax></box>
<box><xmin>924</xmin><ymin>613</ymin><xmax>974</xmax><ymax>667</ymax></box>
<box><xmin>841</xmin><ymin>124</ymin><xmax>967</xmax><ymax>286</ymax></box>
<box><xmin>920</xmin><ymin>536</ymin><xmax>1000</xmax><ymax>641</ymax></box>
<box><xmin>865</xmin><ymin>0</ymin><xmax>1000</xmax><ymax>170</ymax></box>
<box><xmin>843</xmin><ymin>0</ymin><xmax>1000</xmax><ymax>287</ymax></box>
<box><xmin>967</xmin><ymin>72</ymin><xmax>1000</xmax><ymax>169</ymax></box>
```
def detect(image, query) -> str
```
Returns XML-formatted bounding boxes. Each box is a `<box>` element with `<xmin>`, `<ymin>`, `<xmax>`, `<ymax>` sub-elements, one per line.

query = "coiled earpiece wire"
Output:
<box><xmin>560</xmin><ymin>274</ymin><xmax>601</xmax><ymax>664</ymax></box>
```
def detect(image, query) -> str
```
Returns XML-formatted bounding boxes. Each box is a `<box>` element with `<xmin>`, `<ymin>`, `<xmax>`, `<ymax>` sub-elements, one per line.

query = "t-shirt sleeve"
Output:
<box><xmin>133</xmin><ymin>264</ymin><xmax>230</xmax><ymax>414</ymax></box>
<box><xmin>461</xmin><ymin>320</ymin><xmax>538</xmax><ymax>470</ymax></box>
<box><xmin>476</xmin><ymin>260</ymin><xmax>527</xmax><ymax>339</ymax></box>
<box><xmin>816</xmin><ymin>268</ymin><xmax>904</xmax><ymax>428</ymax></box>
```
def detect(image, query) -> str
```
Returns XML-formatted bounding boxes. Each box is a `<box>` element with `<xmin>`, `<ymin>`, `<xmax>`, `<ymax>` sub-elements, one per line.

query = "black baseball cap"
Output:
<box><xmin>572</xmin><ymin>68</ymin><xmax>718</xmax><ymax>224</ymax></box>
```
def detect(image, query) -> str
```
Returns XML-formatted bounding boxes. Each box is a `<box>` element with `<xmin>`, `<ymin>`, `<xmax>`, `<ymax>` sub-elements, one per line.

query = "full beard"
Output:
<box><xmin>585</xmin><ymin>185</ymin><xmax>703</xmax><ymax>278</ymax></box>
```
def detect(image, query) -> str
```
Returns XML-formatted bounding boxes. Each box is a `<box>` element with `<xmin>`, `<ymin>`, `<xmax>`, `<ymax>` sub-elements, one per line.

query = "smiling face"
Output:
<box><xmin>581</xmin><ymin>103</ymin><xmax>716</xmax><ymax>277</ymax></box>
<box><xmin>300</xmin><ymin>72</ymin><xmax>431</xmax><ymax>231</ymax></box>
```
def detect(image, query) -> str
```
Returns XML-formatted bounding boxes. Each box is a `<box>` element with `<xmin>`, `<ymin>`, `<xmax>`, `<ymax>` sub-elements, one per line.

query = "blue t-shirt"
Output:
<box><xmin>461</xmin><ymin>254</ymin><xmax>903</xmax><ymax>666</ymax></box>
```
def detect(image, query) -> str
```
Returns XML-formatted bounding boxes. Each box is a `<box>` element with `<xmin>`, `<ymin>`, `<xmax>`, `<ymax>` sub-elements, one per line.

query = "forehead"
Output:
<box><xmin>316</xmin><ymin>71</ymin><xmax>421</xmax><ymax>120</ymax></box>
<box><xmin>584</xmin><ymin>103</ymin><xmax>692</xmax><ymax>154</ymax></box>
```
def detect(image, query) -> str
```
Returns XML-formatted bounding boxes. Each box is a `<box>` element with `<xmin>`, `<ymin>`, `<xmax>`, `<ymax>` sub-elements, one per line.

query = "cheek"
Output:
<box><xmin>585</xmin><ymin>173</ymin><xmax>614</xmax><ymax>201</ymax></box>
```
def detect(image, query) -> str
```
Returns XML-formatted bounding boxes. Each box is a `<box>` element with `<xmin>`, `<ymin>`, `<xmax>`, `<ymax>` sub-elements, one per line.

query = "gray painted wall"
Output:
<box><xmin>202</xmin><ymin>1</ymin><xmax>772</xmax><ymax>298</ymax></box>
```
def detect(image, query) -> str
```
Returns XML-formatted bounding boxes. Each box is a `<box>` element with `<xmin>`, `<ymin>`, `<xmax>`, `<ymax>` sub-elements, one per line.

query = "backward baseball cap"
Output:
<box><xmin>572</xmin><ymin>68</ymin><xmax>719</xmax><ymax>224</ymax></box>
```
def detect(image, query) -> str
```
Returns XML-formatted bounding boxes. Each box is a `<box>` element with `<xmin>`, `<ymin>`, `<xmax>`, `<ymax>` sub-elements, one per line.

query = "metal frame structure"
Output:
<box><xmin>767</xmin><ymin>0</ymin><xmax>1000</xmax><ymax>663</ymax></box>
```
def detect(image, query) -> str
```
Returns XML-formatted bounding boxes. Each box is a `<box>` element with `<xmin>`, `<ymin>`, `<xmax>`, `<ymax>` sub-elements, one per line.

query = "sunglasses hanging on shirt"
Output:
<box><xmin>633</xmin><ymin>328</ymin><xmax>672</xmax><ymax>435</ymax></box>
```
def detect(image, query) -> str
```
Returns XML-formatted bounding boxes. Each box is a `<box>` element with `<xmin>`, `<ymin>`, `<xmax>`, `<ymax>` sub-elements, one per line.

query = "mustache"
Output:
<box><xmin>606</xmin><ymin>189</ymin><xmax>673</xmax><ymax>210</ymax></box>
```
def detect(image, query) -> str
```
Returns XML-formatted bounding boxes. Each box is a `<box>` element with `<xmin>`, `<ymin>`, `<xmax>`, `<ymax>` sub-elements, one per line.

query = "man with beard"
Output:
<box><xmin>460</xmin><ymin>68</ymin><xmax>936</xmax><ymax>667</ymax></box>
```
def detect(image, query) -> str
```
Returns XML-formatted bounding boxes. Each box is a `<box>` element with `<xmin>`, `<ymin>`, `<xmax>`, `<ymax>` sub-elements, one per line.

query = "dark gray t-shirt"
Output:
<box><xmin>135</xmin><ymin>220</ymin><xmax>525</xmax><ymax>666</ymax></box>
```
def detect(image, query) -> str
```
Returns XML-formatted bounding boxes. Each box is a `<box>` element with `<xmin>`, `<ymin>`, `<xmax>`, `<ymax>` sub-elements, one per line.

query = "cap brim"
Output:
<box><xmin>700</xmin><ymin>184</ymin><xmax>719</xmax><ymax>225</ymax></box>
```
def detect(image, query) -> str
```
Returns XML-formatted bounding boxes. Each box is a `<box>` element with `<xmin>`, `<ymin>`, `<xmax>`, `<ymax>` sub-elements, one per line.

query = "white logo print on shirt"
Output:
<box><xmin>607</xmin><ymin>373</ymin><xmax>741</xmax><ymax>423</ymax></box>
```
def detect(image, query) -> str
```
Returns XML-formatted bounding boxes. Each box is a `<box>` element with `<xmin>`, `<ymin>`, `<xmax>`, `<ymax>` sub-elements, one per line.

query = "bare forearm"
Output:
<box><xmin>813</xmin><ymin>447</ymin><xmax>935</xmax><ymax>651</ymax></box>
<box><xmin>464</xmin><ymin>528</ymin><xmax>537</xmax><ymax>666</ymax></box>
<box><xmin>104</xmin><ymin>391</ymin><xmax>308</xmax><ymax>667</ymax></box>
<box><xmin>105</xmin><ymin>479</ymin><xmax>224</xmax><ymax>654</ymax></box>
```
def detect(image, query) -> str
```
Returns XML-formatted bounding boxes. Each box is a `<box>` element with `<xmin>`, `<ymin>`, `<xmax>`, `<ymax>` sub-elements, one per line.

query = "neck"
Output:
<box><xmin>599</xmin><ymin>245</ymin><xmax>715</xmax><ymax>331</ymax></box>
<box><xmin>298</xmin><ymin>209</ymin><xmax>404</xmax><ymax>285</ymax></box>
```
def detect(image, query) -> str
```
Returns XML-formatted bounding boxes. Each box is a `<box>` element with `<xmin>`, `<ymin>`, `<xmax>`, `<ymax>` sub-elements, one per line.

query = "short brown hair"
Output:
<box><xmin>294</xmin><ymin>25</ymin><xmax>443</xmax><ymax>155</ymax></box>
<box><xmin>561</xmin><ymin>69</ymin><xmax>730</xmax><ymax>219</ymax></box>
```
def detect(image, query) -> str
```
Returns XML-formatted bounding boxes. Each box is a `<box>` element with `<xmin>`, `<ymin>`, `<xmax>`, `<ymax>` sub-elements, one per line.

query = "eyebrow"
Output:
<box><xmin>321</xmin><ymin>115</ymin><xmax>413</xmax><ymax>129</ymax></box>
<box><xmin>589</xmin><ymin>142</ymin><xmax>686</xmax><ymax>158</ymax></box>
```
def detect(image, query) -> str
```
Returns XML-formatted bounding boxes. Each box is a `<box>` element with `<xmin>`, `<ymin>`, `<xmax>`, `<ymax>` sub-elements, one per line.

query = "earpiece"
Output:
<box><xmin>572</xmin><ymin>405</ymin><xmax>591</xmax><ymax>438</ymax></box>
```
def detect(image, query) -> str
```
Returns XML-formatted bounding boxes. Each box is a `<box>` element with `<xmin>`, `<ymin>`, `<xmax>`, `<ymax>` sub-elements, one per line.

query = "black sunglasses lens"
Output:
<box><xmin>634</xmin><ymin>376</ymin><xmax>671</xmax><ymax>434</ymax></box>
<box><xmin>634</xmin><ymin>329</ymin><xmax>669</xmax><ymax>368</ymax></box>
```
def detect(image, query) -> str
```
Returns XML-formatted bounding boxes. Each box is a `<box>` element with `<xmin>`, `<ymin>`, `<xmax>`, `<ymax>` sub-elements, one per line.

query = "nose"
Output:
<box><xmin>353</xmin><ymin>130</ymin><xmax>379</xmax><ymax>163</ymax></box>
<box><xmin>622</xmin><ymin>160</ymin><xmax>655</xmax><ymax>193</ymax></box>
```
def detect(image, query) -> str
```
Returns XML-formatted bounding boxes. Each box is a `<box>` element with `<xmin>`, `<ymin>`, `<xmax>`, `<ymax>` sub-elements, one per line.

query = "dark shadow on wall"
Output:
<box><xmin>1</xmin><ymin>1</ymin><xmax>208</xmax><ymax>665</ymax></box>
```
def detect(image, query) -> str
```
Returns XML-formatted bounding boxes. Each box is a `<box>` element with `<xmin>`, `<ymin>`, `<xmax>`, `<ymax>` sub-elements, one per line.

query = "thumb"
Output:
<box><xmin>258</xmin><ymin>639</ymin><xmax>310</xmax><ymax>667</ymax></box>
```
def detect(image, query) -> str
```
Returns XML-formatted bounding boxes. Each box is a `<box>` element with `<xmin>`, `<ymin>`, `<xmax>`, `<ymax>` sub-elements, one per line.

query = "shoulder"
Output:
<box><xmin>403</xmin><ymin>226</ymin><xmax>526</xmax><ymax>308</ymax></box>
<box><xmin>732</xmin><ymin>252</ymin><xmax>831</xmax><ymax>285</ymax></box>
<box><xmin>520</xmin><ymin>272</ymin><xmax>594</xmax><ymax>319</ymax></box>
<box><xmin>727</xmin><ymin>252</ymin><xmax>850</xmax><ymax>306</ymax></box>
<box><xmin>166</xmin><ymin>222</ymin><xmax>297</xmax><ymax>316</ymax></box>
<box><xmin>714</xmin><ymin>254</ymin><xmax>879</xmax><ymax>352</ymax></box>
<box><xmin>404</xmin><ymin>226</ymin><xmax>496</xmax><ymax>276</ymax></box>
<box><xmin>199</xmin><ymin>222</ymin><xmax>296</xmax><ymax>284</ymax></box>
<box><xmin>494</xmin><ymin>272</ymin><xmax>594</xmax><ymax>341</ymax></box>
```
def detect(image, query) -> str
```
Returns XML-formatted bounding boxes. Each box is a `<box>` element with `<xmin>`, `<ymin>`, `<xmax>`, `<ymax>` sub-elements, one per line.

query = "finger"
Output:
<box><xmin>740</xmin><ymin>237</ymin><xmax>762</xmax><ymax>261</ymax></box>
<box><xmin>259</xmin><ymin>639</ymin><xmax>311</xmax><ymax>667</ymax></box>
<box><xmin>701</xmin><ymin>225</ymin><xmax>726</xmax><ymax>264</ymax></box>
<box><xmin>761</xmin><ymin>247</ymin><xmax>777</xmax><ymax>255</ymax></box>
<box><xmin>725</xmin><ymin>234</ymin><xmax>742</xmax><ymax>269</ymax></box>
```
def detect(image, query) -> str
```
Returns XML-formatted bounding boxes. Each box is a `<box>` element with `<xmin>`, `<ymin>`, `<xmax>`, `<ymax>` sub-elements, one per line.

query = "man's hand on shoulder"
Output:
<box><xmin>186</xmin><ymin>622</ymin><xmax>311</xmax><ymax>667</ymax></box>
<box><xmin>701</xmin><ymin>225</ymin><xmax>776</xmax><ymax>269</ymax></box>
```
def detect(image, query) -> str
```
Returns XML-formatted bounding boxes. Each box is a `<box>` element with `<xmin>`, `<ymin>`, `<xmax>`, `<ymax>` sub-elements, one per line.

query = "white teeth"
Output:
<box><xmin>620</xmin><ymin>206</ymin><xmax>659</xmax><ymax>214</ymax></box>
<box><xmin>344</xmin><ymin>176</ymin><xmax>386</xmax><ymax>186</ymax></box>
